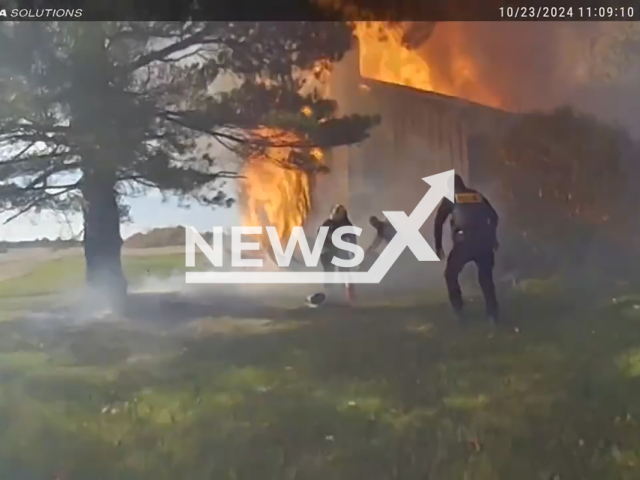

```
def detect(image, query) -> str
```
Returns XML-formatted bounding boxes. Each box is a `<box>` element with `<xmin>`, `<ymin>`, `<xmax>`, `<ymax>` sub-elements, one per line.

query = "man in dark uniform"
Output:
<box><xmin>434</xmin><ymin>174</ymin><xmax>500</xmax><ymax>325</ymax></box>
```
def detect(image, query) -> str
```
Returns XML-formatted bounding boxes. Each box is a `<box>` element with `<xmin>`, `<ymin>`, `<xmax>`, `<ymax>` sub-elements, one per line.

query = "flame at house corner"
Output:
<box><xmin>237</xmin><ymin>21</ymin><xmax>519</xmax><ymax>254</ymax></box>
<box><xmin>353</xmin><ymin>22</ymin><xmax>504</xmax><ymax>109</ymax></box>
<box><xmin>238</xmin><ymin>127</ymin><xmax>325</xmax><ymax>255</ymax></box>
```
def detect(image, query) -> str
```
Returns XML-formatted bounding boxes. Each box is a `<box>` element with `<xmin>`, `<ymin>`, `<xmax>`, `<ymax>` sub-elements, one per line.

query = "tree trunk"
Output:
<box><xmin>81</xmin><ymin>171</ymin><xmax>127</xmax><ymax>311</ymax></box>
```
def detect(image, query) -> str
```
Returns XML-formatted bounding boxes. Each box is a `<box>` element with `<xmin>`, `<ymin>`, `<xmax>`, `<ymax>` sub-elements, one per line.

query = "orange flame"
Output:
<box><xmin>354</xmin><ymin>22</ymin><xmax>503</xmax><ymax>109</ymax></box>
<box><xmin>240</xmin><ymin>22</ymin><xmax>505</xmax><ymax>258</ymax></box>
<box><xmin>239</xmin><ymin>127</ymin><xmax>325</xmax><ymax>253</ymax></box>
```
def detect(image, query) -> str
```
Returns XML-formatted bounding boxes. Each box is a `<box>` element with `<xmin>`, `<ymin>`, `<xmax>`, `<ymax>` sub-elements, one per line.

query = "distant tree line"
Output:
<box><xmin>0</xmin><ymin>237</ymin><xmax>81</xmax><ymax>252</ymax></box>
<box><xmin>124</xmin><ymin>226</ymin><xmax>213</xmax><ymax>249</ymax></box>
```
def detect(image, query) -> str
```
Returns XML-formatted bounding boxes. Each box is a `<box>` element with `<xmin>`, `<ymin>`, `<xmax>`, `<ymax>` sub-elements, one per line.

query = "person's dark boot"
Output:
<box><xmin>454</xmin><ymin>309</ymin><xmax>466</xmax><ymax>326</ymax></box>
<box><xmin>486</xmin><ymin>312</ymin><xmax>500</xmax><ymax>335</ymax></box>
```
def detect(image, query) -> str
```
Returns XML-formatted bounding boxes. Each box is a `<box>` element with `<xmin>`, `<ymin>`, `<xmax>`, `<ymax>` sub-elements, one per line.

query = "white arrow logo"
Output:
<box><xmin>185</xmin><ymin>170</ymin><xmax>455</xmax><ymax>284</ymax></box>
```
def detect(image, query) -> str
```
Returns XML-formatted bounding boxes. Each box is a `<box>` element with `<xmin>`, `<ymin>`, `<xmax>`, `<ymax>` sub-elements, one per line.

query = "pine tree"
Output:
<box><xmin>0</xmin><ymin>22</ymin><xmax>378</xmax><ymax>308</ymax></box>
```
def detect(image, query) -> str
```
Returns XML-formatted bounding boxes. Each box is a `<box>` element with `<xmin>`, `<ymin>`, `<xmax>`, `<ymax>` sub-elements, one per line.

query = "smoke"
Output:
<box><xmin>309</xmin><ymin>22</ymin><xmax>640</xmax><ymax>297</ymax></box>
<box><xmin>415</xmin><ymin>22</ymin><xmax>573</xmax><ymax>111</ymax></box>
<box><xmin>112</xmin><ymin>23</ymin><xmax>640</xmax><ymax>304</ymax></box>
<box><xmin>416</xmin><ymin>22</ymin><xmax>640</xmax><ymax>136</ymax></box>
<box><xmin>130</xmin><ymin>272</ymin><xmax>188</xmax><ymax>294</ymax></box>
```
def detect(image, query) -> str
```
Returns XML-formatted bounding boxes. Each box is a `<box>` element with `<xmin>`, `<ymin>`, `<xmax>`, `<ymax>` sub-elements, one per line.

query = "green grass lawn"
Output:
<box><xmin>0</xmin><ymin>252</ymin><xmax>205</xmax><ymax>299</ymax></box>
<box><xmin>0</xmin><ymin>282</ymin><xmax>640</xmax><ymax>479</ymax></box>
<box><xmin>0</xmin><ymin>251</ymin><xmax>210</xmax><ymax>325</ymax></box>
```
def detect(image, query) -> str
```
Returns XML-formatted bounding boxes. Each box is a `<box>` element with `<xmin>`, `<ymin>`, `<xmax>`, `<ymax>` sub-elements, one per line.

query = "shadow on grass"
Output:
<box><xmin>2</xmin><ymin>290</ymin><xmax>640</xmax><ymax>479</ymax></box>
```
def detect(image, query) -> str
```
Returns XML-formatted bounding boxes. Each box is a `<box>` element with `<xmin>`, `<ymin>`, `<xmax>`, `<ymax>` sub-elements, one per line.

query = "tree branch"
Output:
<box><xmin>161</xmin><ymin>111</ymin><xmax>315</xmax><ymax>149</ymax></box>
<box><xmin>2</xmin><ymin>187</ymin><xmax>73</xmax><ymax>224</ymax></box>
<box><xmin>3</xmin><ymin>141</ymin><xmax>37</xmax><ymax>163</ymax></box>
<box><xmin>124</xmin><ymin>26</ymin><xmax>217</xmax><ymax>74</ymax></box>
<box><xmin>0</xmin><ymin>150</ymin><xmax>73</xmax><ymax>170</ymax></box>
<box><xmin>23</xmin><ymin>182</ymin><xmax>81</xmax><ymax>191</ymax></box>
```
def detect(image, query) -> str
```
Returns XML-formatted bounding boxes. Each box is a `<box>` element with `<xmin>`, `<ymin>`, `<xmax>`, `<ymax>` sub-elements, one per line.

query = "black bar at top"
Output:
<box><xmin>1</xmin><ymin>0</ymin><xmax>638</xmax><ymax>21</ymax></box>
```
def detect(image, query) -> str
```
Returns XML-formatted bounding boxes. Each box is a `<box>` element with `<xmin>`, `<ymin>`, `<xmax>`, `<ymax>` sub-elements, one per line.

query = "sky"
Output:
<box><xmin>0</xmin><ymin>33</ymin><xmax>248</xmax><ymax>243</ymax></box>
<box><xmin>0</xmin><ymin>119</ymin><xmax>243</xmax><ymax>242</ymax></box>
<box><xmin>0</xmin><ymin>188</ymin><xmax>241</xmax><ymax>242</ymax></box>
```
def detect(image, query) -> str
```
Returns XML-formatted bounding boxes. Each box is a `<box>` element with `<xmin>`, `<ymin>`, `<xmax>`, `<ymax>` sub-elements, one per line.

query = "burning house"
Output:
<box><xmin>238</xmin><ymin>22</ymin><xmax>640</xmax><ymax>279</ymax></box>
<box><xmin>310</xmin><ymin>38</ymin><xmax>517</xmax><ymax>260</ymax></box>
<box><xmin>238</xmin><ymin>24</ymin><xmax>524</xmax><ymax>277</ymax></box>
<box><xmin>239</xmin><ymin>23</ymin><xmax>518</xmax><ymax>245</ymax></box>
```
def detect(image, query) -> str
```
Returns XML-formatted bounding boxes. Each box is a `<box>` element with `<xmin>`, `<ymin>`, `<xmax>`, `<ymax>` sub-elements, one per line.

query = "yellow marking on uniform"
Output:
<box><xmin>455</xmin><ymin>193</ymin><xmax>483</xmax><ymax>204</ymax></box>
